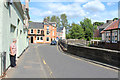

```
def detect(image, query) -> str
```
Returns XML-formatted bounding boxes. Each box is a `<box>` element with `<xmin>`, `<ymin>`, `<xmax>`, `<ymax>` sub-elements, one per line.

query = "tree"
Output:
<box><xmin>44</xmin><ymin>16</ymin><xmax>50</xmax><ymax>22</ymax></box>
<box><xmin>93</xmin><ymin>22</ymin><xmax>104</xmax><ymax>26</ymax></box>
<box><xmin>68</xmin><ymin>24</ymin><xmax>84</xmax><ymax>39</ymax></box>
<box><xmin>51</xmin><ymin>15</ymin><xmax>57</xmax><ymax>22</ymax></box>
<box><xmin>80</xmin><ymin>18</ymin><xmax>94</xmax><ymax>41</ymax></box>
<box><xmin>46</xmin><ymin>16</ymin><xmax>50</xmax><ymax>22</ymax></box>
<box><xmin>113</xmin><ymin>18</ymin><xmax>118</xmax><ymax>21</ymax></box>
<box><xmin>56</xmin><ymin>16</ymin><xmax>61</xmax><ymax>27</ymax></box>
<box><xmin>60</xmin><ymin>14</ymin><xmax>68</xmax><ymax>36</ymax></box>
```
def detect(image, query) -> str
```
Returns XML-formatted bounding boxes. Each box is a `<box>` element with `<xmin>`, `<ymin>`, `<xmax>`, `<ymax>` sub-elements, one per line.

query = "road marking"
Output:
<box><xmin>36</xmin><ymin>44</ymin><xmax>55</xmax><ymax>78</ymax></box>
<box><xmin>57</xmin><ymin>45</ymin><xmax>118</xmax><ymax>72</ymax></box>
<box><xmin>43</xmin><ymin>59</ymin><xmax>46</xmax><ymax>65</ymax></box>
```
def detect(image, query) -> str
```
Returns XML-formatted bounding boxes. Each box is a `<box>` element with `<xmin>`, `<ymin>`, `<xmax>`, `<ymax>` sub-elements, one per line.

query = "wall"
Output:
<box><xmin>0</xmin><ymin>2</ymin><xmax>29</xmax><ymax>76</ymax></box>
<box><xmin>59</xmin><ymin>40</ymin><xmax>120</xmax><ymax>68</ymax></box>
<box><xmin>0</xmin><ymin>0</ymin><xmax>4</xmax><ymax>76</ymax></box>
<box><xmin>28</xmin><ymin>24</ymin><xmax>57</xmax><ymax>44</ymax></box>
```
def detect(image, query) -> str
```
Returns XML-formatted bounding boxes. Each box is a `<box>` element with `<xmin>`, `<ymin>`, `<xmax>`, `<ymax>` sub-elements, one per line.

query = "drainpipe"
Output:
<box><xmin>118</xmin><ymin>29</ymin><xmax>119</xmax><ymax>41</ymax></box>
<box><xmin>110</xmin><ymin>30</ymin><xmax>112</xmax><ymax>43</ymax></box>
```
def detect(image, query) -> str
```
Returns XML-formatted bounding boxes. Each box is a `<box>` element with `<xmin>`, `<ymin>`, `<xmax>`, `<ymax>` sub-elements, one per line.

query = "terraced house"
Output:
<box><xmin>28</xmin><ymin>19</ymin><xmax>57</xmax><ymax>44</ymax></box>
<box><xmin>0</xmin><ymin>0</ymin><xmax>30</xmax><ymax>76</ymax></box>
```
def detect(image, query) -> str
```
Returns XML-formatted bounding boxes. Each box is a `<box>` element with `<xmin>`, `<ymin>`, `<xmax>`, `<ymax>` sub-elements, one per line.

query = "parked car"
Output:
<box><xmin>50</xmin><ymin>40</ymin><xmax>57</xmax><ymax>45</ymax></box>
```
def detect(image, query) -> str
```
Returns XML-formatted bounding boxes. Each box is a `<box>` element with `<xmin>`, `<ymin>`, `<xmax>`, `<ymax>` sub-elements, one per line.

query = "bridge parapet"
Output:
<box><xmin>58</xmin><ymin>39</ymin><xmax>120</xmax><ymax>68</ymax></box>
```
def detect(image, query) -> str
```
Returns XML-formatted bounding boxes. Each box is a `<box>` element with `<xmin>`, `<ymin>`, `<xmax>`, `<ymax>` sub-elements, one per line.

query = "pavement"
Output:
<box><xmin>4</xmin><ymin>44</ymin><xmax>118</xmax><ymax>78</ymax></box>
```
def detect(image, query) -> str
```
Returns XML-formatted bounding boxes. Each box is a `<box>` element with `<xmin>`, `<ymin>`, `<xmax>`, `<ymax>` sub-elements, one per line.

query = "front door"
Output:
<box><xmin>31</xmin><ymin>37</ymin><xmax>33</xmax><ymax>43</ymax></box>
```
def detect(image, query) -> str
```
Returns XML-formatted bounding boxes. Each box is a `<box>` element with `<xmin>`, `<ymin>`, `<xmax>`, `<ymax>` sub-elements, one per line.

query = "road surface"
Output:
<box><xmin>6</xmin><ymin>44</ymin><xmax>118</xmax><ymax>78</ymax></box>
<box><xmin>33</xmin><ymin>44</ymin><xmax>118</xmax><ymax>78</ymax></box>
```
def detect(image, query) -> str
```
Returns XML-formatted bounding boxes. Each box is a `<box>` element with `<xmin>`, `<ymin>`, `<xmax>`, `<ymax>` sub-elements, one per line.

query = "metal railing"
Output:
<box><xmin>0</xmin><ymin>52</ymin><xmax>6</xmax><ymax>76</ymax></box>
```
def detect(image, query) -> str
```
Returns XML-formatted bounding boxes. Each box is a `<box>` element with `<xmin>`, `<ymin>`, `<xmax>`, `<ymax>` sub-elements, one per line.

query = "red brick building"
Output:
<box><xmin>28</xmin><ymin>20</ymin><xmax>57</xmax><ymax>44</ymax></box>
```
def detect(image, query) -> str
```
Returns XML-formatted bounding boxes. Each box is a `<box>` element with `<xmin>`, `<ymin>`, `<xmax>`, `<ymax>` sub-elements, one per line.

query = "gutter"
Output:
<box><xmin>13</xmin><ymin>0</ymin><xmax>25</xmax><ymax>20</ymax></box>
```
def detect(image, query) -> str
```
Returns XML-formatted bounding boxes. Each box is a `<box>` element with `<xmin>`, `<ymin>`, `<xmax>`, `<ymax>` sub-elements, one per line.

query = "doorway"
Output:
<box><xmin>31</xmin><ymin>36</ymin><xmax>33</xmax><ymax>43</ymax></box>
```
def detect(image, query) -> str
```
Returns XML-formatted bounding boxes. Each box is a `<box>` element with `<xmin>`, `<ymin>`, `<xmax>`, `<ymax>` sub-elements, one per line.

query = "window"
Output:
<box><xmin>31</xmin><ymin>29</ymin><xmax>33</xmax><ymax>33</ymax></box>
<box><xmin>20</xmin><ymin>30</ymin><xmax>22</xmax><ymax>34</ymax></box>
<box><xmin>46</xmin><ymin>37</ymin><xmax>49</xmax><ymax>41</ymax></box>
<box><xmin>112</xmin><ymin>30</ymin><xmax>117</xmax><ymax>43</ymax></box>
<box><xmin>52</xmin><ymin>24</ymin><xmax>55</xmax><ymax>26</ymax></box>
<box><xmin>106</xmin><ymin>31</ymin><xmax>110</xmax><ymax>42</ymax></box>
<box><xmin>37</xmin><ymin>37</ymin><xmax>39</xmax><ymax>40</ymax></box>
<box><xmin>46</xmin><ymin>30</ymin><xmax>49</xmax><ymax>35</ymax></box>
<box><xmin>17</xmin><ymin>19</ymin><xmax>20</xmax><ymax>25</ymax></box>
<box><xmin>47</xmin><ymin>26</ymin><xmax>49</xmax><ymax>30</ymax></box>
<box><xmin>24</xmin><ymin>30</ymin><xmax>25</xmax><ymax>34</ymax></box>
<box><xmin>41</xmin><ymin>30</ymin><xmax>44</xmax><ymax>35</ymax></box>
<box><xmin>40</xmin><ymin>37</ymin><xmax>43</xmax><ymax>40</ymax></box>
<box><xmin>53</xmin><ymin>31</ymin><xmax>54</xmax><ymax>36</ymax></box>
<box><xmin>38</xmin><ymin>30</ymin><xmax>40</xmax><ymax>34</ymax></box>
<box><xmin>10</xmin><ymin>24</ymin><xmax>16</xmax><ymax>33</ymax></box>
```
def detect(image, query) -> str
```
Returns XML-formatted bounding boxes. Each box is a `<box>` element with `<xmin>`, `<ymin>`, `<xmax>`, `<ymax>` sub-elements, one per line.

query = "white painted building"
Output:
<box><xmin>0</xmin><ymin>0</ymin><xmax>30</xmax><ymax>76</ymax></box>
<box><xmin>57</xmin><ymin>27</ymin><xmax>66</xmax><ymax>40</ymax></box>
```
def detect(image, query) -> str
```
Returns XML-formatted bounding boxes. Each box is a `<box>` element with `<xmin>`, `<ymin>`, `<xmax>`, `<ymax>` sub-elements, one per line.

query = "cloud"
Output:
<box><xmin>83</xmin><ymin>0</ymin><xmax>105</xmax><ymax>12</ymax></box>
<box><xmin>20</xmin><ymin>0</ymin><xmax>119</xmax><ymax>2</ymax></box>
<box><xmin>107</xmin><ymin>2</ymin><xmax>115</xmax><ymax>6</ymax></box>
<box><xmin>30</xmin><ymin>3</ymin><xmax>87</xmax><ymax>19</ymax></box>
<box><xmin>29</xmin><ymin>1</ymin><xmax>117</xmax><ymax>23</ymax></box>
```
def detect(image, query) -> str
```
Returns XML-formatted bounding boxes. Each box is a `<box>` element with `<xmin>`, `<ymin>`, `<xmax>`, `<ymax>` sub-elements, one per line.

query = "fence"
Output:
<box><xmin>0</xmin><ymin>52</ymin><xmax>6</xmax><ymax>77</ymax></box>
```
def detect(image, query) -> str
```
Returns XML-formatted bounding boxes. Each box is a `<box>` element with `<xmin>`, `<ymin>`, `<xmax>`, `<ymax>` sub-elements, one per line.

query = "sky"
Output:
<box><xmin>21</xmin><ymin>0</ymin><xmax>119</xmax><ymax>24</ymax></box>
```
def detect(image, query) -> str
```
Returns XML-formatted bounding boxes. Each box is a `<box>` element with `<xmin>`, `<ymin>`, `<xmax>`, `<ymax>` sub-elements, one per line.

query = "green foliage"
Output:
<box><xmin>51</xmin><ymin>15</ymin><xmax>57</xmax><ymax>22</ymax></box>
<box><xmin>68</xmin><ymin>24</ymin><xmax>84</xmax><ymax>39</ymax></box>
<box><xmin>93</xmin><ymin>22</ymin><xmax>104</xmax><ymax>26</ymax></box>
<box><xmin>80</xmin><ymin>18</ymin><xmax>94</xmax><ymax>41</ymax></box>
<box><xmin>45</xmin><ymin>16</ymin><xmax>61</xmax><ymax>27</ymax></box>
<box><xmin>113</xmin><ymin>18</ymin><xmax>118</xmax><ymax>21</ymax></box>
<box><xmin>29</xmin><ymin>21</ymin><xmax>33</xmax><ymax>22</ymax></box>
<box><xmin>92</xmin><ymin>37</ymin><xmax>102</xmax><ymax>40</ymax></box>
<box><xmin>56</xmin><ymin>16</ymin><xmax>61</xmax><ymax>27</ymax></box>
<box><xmin>60</xmin><ymin>14</ymin><xmax>68</xmax><ymax>28</ymax></box>
<box><xmin>60</xmin><ymin>14</ymin><xmax>68</xmax><ymax>35</ymax></box>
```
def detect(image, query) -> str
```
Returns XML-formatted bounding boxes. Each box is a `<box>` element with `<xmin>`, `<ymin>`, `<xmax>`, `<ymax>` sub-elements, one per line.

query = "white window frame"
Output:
<box><xmin>30</xmin><ymin>29</ymin><xmax>34</xmax><ymax>34</ymax></box>
<box><xmin>46</xmin><ymin>30</ymin><xmax>49</xmax><ymax>35</ymax></box>
<box><xmin>47</xmin><ymin>26</ymin><xmax>49</xmax><ymax>30</ymax></box>
<box><xmin>46</xmin><ymin>37</ymin><xmax>49</xmax><ymax>42</ymax></box>
<box><xmin>37</xmin><ymin>29</ymin><xmax>40</xmax><ymax>34</ymax></box>
<box><xmin>36</xmin><ymin>36</ymin><xmax>43</xmax><ymax>42</ymax></box>
<box><xmin>53</xmin><ymin>31</ymin><xmax>54</xmax><ymax>36</ymax></box>
<box><xmin>37</xmin><ymin>36</ymin><xmax>39</xmax><ymax>41</ymax></box>
<box><xmin>112</xmin><ymin>31</ymin><xmax>117</xmax><ymax>43</ymax></box>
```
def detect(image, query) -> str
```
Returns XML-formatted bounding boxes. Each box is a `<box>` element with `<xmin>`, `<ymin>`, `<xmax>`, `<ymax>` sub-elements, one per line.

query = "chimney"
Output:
<box><xmin>25</xmin><ymin>0</ymin><xmax>30</xmax><ymax>10</ymax></box>
<box><xmin>106</xmin><ymin>20</ymin><xmax>112</xmax><ymax>23</ymax></box>
<box><xmin>44</xmin><ymin>17</ymin><xmax>48</xmax><ymax>22</ymax></box>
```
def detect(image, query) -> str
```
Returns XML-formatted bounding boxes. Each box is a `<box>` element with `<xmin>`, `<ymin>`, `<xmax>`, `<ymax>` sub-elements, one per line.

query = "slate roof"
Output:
<box><xmin>104</xmin><ymin>19</ymin><xmax>120</xmax><ymax>31</ymax></box>
<box><xmin>101</xmin><ymin>19</ymin><xmax>120</xmax><ymax>33</ymax></box>
<box><xmin>29</xmin><ymin>22</ymin><xmax>44</xmax><ymax>29</ymax></box>
<box><xmin>57</xmin><ymin>27</ymin><xmax>64</xmax><ymax>32</ymax></box>
<box><xmin>99</xmin><ymin>20</ymin><xmax>113</xmax><ymax>29</ymax></box>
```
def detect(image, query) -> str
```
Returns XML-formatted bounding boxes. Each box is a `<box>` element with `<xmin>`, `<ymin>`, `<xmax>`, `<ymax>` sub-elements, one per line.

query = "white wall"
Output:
<box><xmin>62</xmin><ymin>27</ymin><xmax>66</xmax><ymax>39</ymax></box>
<box><xmin>0</xmin><ymin>2</ymin><xmax>29</xmax><ymax>76</ymax></box>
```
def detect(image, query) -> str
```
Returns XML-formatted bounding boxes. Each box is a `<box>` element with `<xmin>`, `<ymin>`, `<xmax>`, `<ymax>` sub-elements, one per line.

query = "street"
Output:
<box><xmin>6</xmin><ymin>44</ymin><xmax>118</xmax><ymax>78</ymax></box>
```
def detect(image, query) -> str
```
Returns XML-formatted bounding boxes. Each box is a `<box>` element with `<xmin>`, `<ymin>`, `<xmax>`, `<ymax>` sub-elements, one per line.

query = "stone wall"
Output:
<box><xmin>59</xmin><ymin>40</ymin><xmax>120</xmax><ymax>68</ymax></box>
